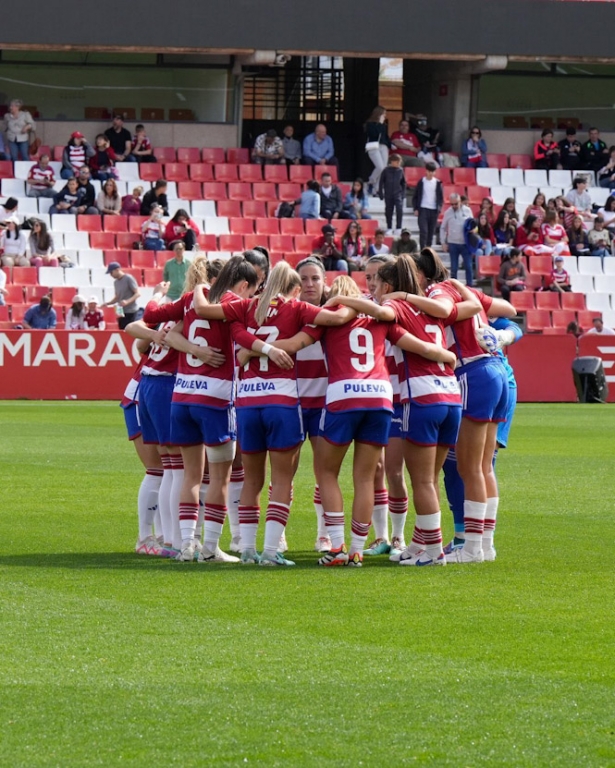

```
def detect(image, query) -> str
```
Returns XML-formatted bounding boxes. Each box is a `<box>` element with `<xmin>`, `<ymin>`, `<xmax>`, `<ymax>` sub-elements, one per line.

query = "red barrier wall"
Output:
<box><xmin>508</xmin><ymin>334</ymin><xmax>579</xmax><ymax>402</ymax></box>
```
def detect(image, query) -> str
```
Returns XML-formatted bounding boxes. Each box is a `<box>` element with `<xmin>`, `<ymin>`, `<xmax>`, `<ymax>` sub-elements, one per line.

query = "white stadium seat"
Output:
<box><xmin>63</xmin><ymin>232</ymin><xmax>90</xmax><ymax>250</ymax></box>
<box><xmin>586</xmin><ymin>292</ymin><xmax>612</xmax><ymax>312</ymax></box>
<box><xmin>489</xmin><ymin>186</ymin><xmax>515</xmax><ymax>205</ymax></box>
<box><xmin>17</xmin><ymin>197</ymin><xmax>38</xmax><ymax>215</ymax></box>
<box><xmin>13</xmin><ymin>161</ymin><xmax>35</xmax><ymax>180</ymax></box>
<box><xmin>76</xmin><ymin>250</ymin><xmax>105</xmax><ymax>269</ymax></box>
<box><xmin>207</xmin><ymin>251</ymin><xmax>232</xmax><ymax>261</ymax></box>
<box><xmin>549</xmin><ymin>170</ymin><xmax>572</xmax><ymax>188</ymax></box>
<box><xmin>165</xmin><ymin>182</ymin><xmax>178</xmax><ymax>199</ymax></box>
<box><xmin>51</xmin><ymin>214</ymin><xmax>77</xmax><ymax>232</ymax></box>
<box><xmin>577</xmin><ymin>256</ymin><xmax>603</xmax><ymax>276</ymax></box>
<box><xmin>602</xmin><ymin>258</ymin><xmax>615</xmax><ymax>274</ymax></box>
<box><xmin>540</xmin><ymin>187</ymin><xmax>563</xmax><ymax>200</ymax></box>
<box><xmin>476</xmin><ymin>168</ymin><xmax>500</xmax><ymax>187</ymax></box>
<box><xmin>38</xmin><ymin>197</ymin><xmax>54</xmax><ymax>214</ymax></box>
<box><xmin>525</xmin><ymin>169</ymin><xmax>549</xmax><ymax>187</ymax></box>
<box><xmin>601</xmin><ymin>309</ymin><xmax>615</xmax><ymax>328</ymax></box>
<box><xmin>88</xmin><ymin>286</ymin><xmax>108</xmax><ymax>303</ymax></box>
<box><xmin>515</xmin><ymin>186</ymin><xmax>539</xmax><ymax>206</ymax></box>
<box><xmin>114</xmin><ymin>163</ymin><xmax>141</xmax><ymax>182</ymax></box>
<box><xmin>593</xmin><ymin>275</ymin><xmax>615</xmax><ymax>294</ymax></box>
<box><xmin>91</xmin><ymin>267</ymin><xmax>115</xmax><ymax>286</ymax></box>
<box><xmin>500</xmin><ymin>168</ymin><xmax>525</xmax><ymax>187</ymax></box>
<box><xmin>1</xmin><ymin>179</ymin><xmax>25</xmax><ymax>196</ymax></box>
<box><xmin>589</xmin><ymin>187</ymin><xmax>610</xmax><ymax>206</ymax></box>
<box><xmin>204</xmin><ymin>217</ymin><xmax>230</xmax><ymax>235</ymax></box>
<box><xmin>38</xmin><ymin>266</ymin><xmax>66</xmax><ymax>286</ymax></box>
<box><xmin>191</xmin><ymin>200</ymin><xmax>217</xmax><ymax>218</ymax></box>
<box><xmin>137</xmin><ymin>287</ymin><xmax>155</xmax><ymax>306</ymax></box>
<box><xmin>570</xmin><ymin>273</ymin><xmax>595</xmax><ymax>293</ymax></box>
<box><xmin>68</xmin><ymin>267</ymin><xmax>92</xmax><ymax>286</ymax></box>
<box><xmin>561</xmin><ymin>256</ymin><xmax>578</xmax><ymax>274</ymax></box>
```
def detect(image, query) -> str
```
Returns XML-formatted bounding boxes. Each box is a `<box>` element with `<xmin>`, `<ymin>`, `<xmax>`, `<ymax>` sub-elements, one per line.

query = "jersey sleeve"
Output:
<box><xmin>476</xmin><ymin>291</ymin><xmax>493</xmax><ymax>313</ymax></box>
<box><xmin>298</xmin><ymin>302</ymin><xmax>323</xmax><ymax>326</ymax></box>
<box><xmin>386</xmin><ymin>322</ymin><xmax>407</xmax><ymax>345</ymax></box>
<box><xmin>143</xmin><ymin>297</ymin><xmax>184</xmax><ymax>324</ymax></box>
<box><xmin>220</xmin><ymin>299</ymin><xmax>246</xmax><ymax>325</ymax></box>
<box><xmin>301</xmin><ymin>323</ymin><xmax>325</xmax><ymax>342</ymax></box>
<box><xmin>229</xmin><ymin>322</ymin><xmax>261</xmax><ymax>350</ymax></box>
<box><xmin>442</xmin><ymin>303</ymin><xmax>459</xmax><ymax>326</ymax></box>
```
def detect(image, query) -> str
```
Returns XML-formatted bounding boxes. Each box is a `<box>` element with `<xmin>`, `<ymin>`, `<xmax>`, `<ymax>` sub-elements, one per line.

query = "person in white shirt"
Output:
<box><xmin>440</xmin><ymin>193</ymin><xmax>474</xmax><ymax>285</ymax></box>
<box><xmin>412</xmin><ymin>162</ymin><xmax>443</xmax><ymax>249</ymax></box>
<box><xmin>583</xmin><ymin>317</ymin><xmax>615</xmax><ymax>336</ymax></box>
<box><xmin>0</xmin><ymin>216</ymin><xmax>28</xmax><ymax>267</ymax></box>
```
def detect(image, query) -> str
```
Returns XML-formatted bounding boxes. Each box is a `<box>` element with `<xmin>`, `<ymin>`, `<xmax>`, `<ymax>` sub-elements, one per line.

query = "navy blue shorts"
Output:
<box><xmin>237</xmin><ymin>405</ymin><xmax>304</xmax><ymax>453</ymax></box>
<box><xmin>138</xmin><ymin>375</ymin><xmax>175</xmax><ymax>446</ymax></box>
<box><xmin>319</xmin><ymin>408</ymin><xmax>391</xmax><ymax>447</ymax></box>
<box><xmin>170</xmin><ymin>403</ymin><xmax>236</xmax><ymax>447</ymax></box>
<box><xmin>388</xmin><ymin>402</ymin><xmax>404</xmax><ymax>440</ymax></box>
<box><xmin>302</xmin><ymin>407</ymin><xmax>324</xmax><ymax>439</ymax></box>
<box><xmin>122</xmin><ymin>402</ymin><xmax>141</xmax><ymax>441</ymax></box>
<box><xmin>403</xmin><ymin>401</ymin><xmax>461</xmax><ymax>448</ymax></box>
<box><xmin>496</xmin><ymin>385</ymin><xmax>517</xmax><ymax>448</ymax></box>
<box><xmin>457</xmin><ymin>358</ymin><xmax>509</xmax><ymax>423</ymax></box>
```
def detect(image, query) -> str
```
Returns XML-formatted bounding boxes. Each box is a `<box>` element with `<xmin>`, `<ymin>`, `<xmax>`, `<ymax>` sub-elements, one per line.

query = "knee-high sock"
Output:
<box><xmin>169</xmin><ymin>454</ymin><xmax>184</xmax><ymax>550</ymax></box>
<box><xmin>137</xmin><ymin>468</ymin><xmax>163</xmax><ymax>542</ymax></box>
<box><xmin>372</xmin><ymin>488</ymin><xmax>389</xmax><ymax>541</ymax></box>
<box><xmin>238</xmin><ymin>505</ymin><xmax>260</xmax><ymax>552</ymax></box>
<box><xmin>158</xmin><ymin>456</ymin><xmax>174</xmax><ymax>545</ymax></box>
<box><xmin>228</xmin><ymin>468</ymin><xmax>244</xmax><ymax>541</ymax></box>
<box><xmin>388</xmin><ymin>496</ymin><xmax>408</xmax><ymax>540</ymax></box>
<box><xmin>323</xmin><ymin>511</ymin><xmax>345</xmax><ymax>549</ymax></box>
<box><xmin>314</xmin><ymin>485</ymin><xmax>327</xmax><ymax>538</ymax></box>
<box><xmin>443</xmin><ymin>449</ymin><xmax>465</xmax><ymax>536</ymax></box>
<box><xmin>204</xmin><ymin>503</ymin><xmax>227</xmax><ymax>552</ymax></box>
<box><xmin>263</xmin><ymin>502</ymin><xmax>290</xmax><ymax>557</ymax></box>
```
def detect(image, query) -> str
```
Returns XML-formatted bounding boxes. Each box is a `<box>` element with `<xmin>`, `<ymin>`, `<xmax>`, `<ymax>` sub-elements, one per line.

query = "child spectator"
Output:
<box><xmin>497</xmin><ymin>249</ymin><xmax>527</xmax><ymax>301</ymax></box>
<box><xmin>121</xmin><ymin>186</ymin><xmax>144</xmax><ymax>216</ymax></box>
<box><xmin>65</xmin><ymin>295</ymin><xmax>87</xmax><ymax>330</ymax></box>
<box><xmin>84</xmin><ymin>296</ymin><xmax>105</xmax><ymax>329</ymax></box>
<box><xmin>89</xmin><ymin>134</ymin><xmax>117</xmax><ymax>181</ymax></box>
<box><xmin>367</xmin><ymin>228</ymin><xmax>390</xmax><ymax>257</ymax></box>
<box><xmin>476</xmin><ymin>212</ymin><xmax>495</xmax><ymax>255</ymax></box>
<box><xmin>515</xmin><ymin>215</ymin><xmax>545</xmax><ymax>255</ymax></box>
<box><xmin>49</xmin><ymin>177</ymin><xmax>82</xmax><ymax>215</ymax></box>
<box><xmin>502</xmin><ymin>197</ymin><xmax>520</xmax><ymax>228</ymax></box>
<box><xmin>96</xmin><ymin>178</ymin><xmax>121</xmax><ymax>215</ymax></box>
<box><xmin>342</xmin><ymin>178</ymin><xmax>371</xmax><ymax>220</ymax></box>
<box><xmin>297</xmin><ymin>179</ymin><xmax>321</xmax><ymax>219</ymax></box>
<box><xmin>0</xmin><ymin>217</ymin><xmax>28</xmax><ymax>266</ymax></box>
<box><xmin>598</xmin><ymin>195</ymin><xmax>615</xmax><ymax>232</ymax></box>
<box><xmin>340</xmin><ymin>221</ymin><xmax>368</xmax><ymax>270</ymax></box>
<box><xmin>131</xmin><ymin>124</ymin><xmax>157</xmax><ymax>163</ymax></box>
<box><xmin>164</xmin><ymin>209</ymin><xmax>200</xmax><ymax>251</ymax></box>
<box><xmin>534</xmin><ymin>129</ymin><xmax>560</xmax><ymax>170</ymax></box>
<box><xmin>493</xmin><ymin>210</ymin><xmax>516</xmax><ymax>258</ymax></box>
<box><xmin>141</xmin><ymin>205</ymin><xmax>166</xmax><ymax>251</ymax></box>
<box><xmin>540</xmin><ymin>210</ymin><xmax>571</xmax><ymax>256</ymax></box>
<box><xmin>567</xmin><ymin>215</ymin><xmax>591</xmax><ymax>255</ymax></box>
<box><xmin>545</xmin><ymin>255</ymin><xmax>572</xmax><ymax>292</ymax></box>
<box><xmin>524</xmin><ymin>192</ymin><xmax>547</xmax><ymax>226</ymax></box>
<box><xmin>61</xmin><ymin>132</ymin><xmax>95</xmax><ymax>179</ymax></box>
<box><xmin>588</xmin><ymin>216</ymin><xmax>612</xmax><ymax>258</ymax></box>
<box><xmin>26</xmin><ymin>154</ymin><xmax>56</xmax><ymax>198</ymax></box>
<box><xmin>140</xmin><ymin>179</ymin><xmax>168</xmax><ymax>216</ymax></box>
<box><xmin>378</xmin><ymin>153</ymin><xmax>406</xmax><ymax>234</ymax></box>
<box><xmin>480</xmin><ymin>197</ymin><xmax>496</xmax><ymax>226</ymax></box>
<box><xmin>29</xmin><ymin>220</ymin><xmax>58</xmax><ymax>267</ymax></box>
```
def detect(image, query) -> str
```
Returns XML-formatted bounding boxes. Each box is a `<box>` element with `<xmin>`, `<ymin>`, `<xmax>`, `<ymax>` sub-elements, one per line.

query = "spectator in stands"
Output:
<box><xmin>96</xmin><ymin>178</ymin><xmax>121</xmax><ymax>216</ymax></box>
<box><xmin>131</xmin><ymin>124</ymin><xmax>157</xmax><ymax>163</ymax></box>
<box><xmin>26</xmin><ymin>154</ymin><xmax>56</xmax><ymax>198</ymax></box>
<box><xmin>597</xmin><ymin>146</ymin><xmax>615</xmax><ymax>189</ymax></box>
<box><xmin>282</xmin><ymin>125</ymin><xmax>301</xmax><ymax>165</ymax></box>
<box><xmin>379</xmin><ymin>153</ymin><xmax>406</xmax><ymax>234</ymax></box>
<box><xmin>441</xmin><ymin>193</ymin><xmax>474</xmax><ymax>284</ymax></box>
<box><xmin>141</xmin><ymin>180</ymin><xmax>169</xmax><ymax>216</ymax></box>
<box><xmin>460</xmin><ymin>126</ymin><xmax>488</xmax><ymax>168</ymax></box>
<box><xmin>555</xmin><ymin>194</ymin><xmax>577</xmax><ymax>229</ymax></box>
<box><xmin>598</xmin><ymin>195</ymin><xmax>615</xmax><ymax>231</ymax></box>
<box><xmin>476</xmin><ymin>212</ymin><xmax>495</xmax><ymax>255</ymax></box>
<box><xmin>566</xmin><ymin>177</ymin><xmax>594</xmax><ymax>221</ymax></box>
<box><xmin>588</xmin><ymin>216</ymin><xmax>612</xmax><ymax>258</ymax></box>
<box><xmin>23</xmin><ymin>296</ymin><xmax>56</xmax><ymax>329</ymax></box>
<box><xmin>496</xmin><ymin>249</ymin><xmax>526</xmax><ymax>301</ymax></box>
<box><xmin>89</xmin><ymin>134</ymin><xmax>117</xmax><ymax>181</ymax></box>
<box><xmin>4</xmin><ymin>99</ymin><xmax>34</xmax><ymax>161</ymax></box>
<box><xmin>302</xmin><ymin>124</ymin><xmax>338</xmax><ymax>170</ymax></box>
<box><xmin>0</xmin><ymin>266</ymin><xmax>6</xmax><ymax>305</ymax></box>
<box><xmin>342</xmin><ymin>178</ymin><xmax>371</xmax><ymax>220</ymax></box>
<box><xmin>545</xmin><ymin>255</ymin><xmax>571</xmax><ymax>293</ymax></box>
<box><xmin>49</xmin><ymin>177</ymin><xmax>81</xmax><ymax>215</ymax></box>
<box><xmin>515</xmin><ymin>214</ymin><xmax>545</xmax><ymax>255</ymax></box>
<box><xmin>141</xmin><ymin>205</ymin><xmax>166</xmax><ymax>251</ymax></box>
<box><xmin>61</xmin><ymin>132</ymin><xmax>95</xmax><ymax>179</ymax></box>
<box><xmin>121</xmin><ymin>186</ymin><xmax>144</xmax><ymax>216</ymax></box>
<box><xmin>75</xmin><ymin>167</ymin><xmax>99</xmax><ymax>214</ymax></box>
<box><xmin>391</xmin><ymin>228</ymin><xmax>418</xmax><ymax>256</ymax></box>
<box><xmin>84</xmin><ymin>296</ymin><xmax>105</xmax><ymax>329</ymax></box>
<box><xmin>0</xmin><ymin>217</ymin><xmax>28</xmax><ymax>266</ymax></box>
<box><xmin>524</xmin><ymin>192</ymin><xmax>547</xmax><ymax>225</ymax></box>
<box><xmin>581</xmin><ymin>127</ymin><xmax>609</xmax><ymax>172</ymax></box>
<box><xmin>364</xmin><ymin>106</ymin><xmax>390</xmax><ymax>195</ymax></box>
<box><xmin>583</xmin><ymin>317</ymin><xmax>615</xmax><ymax>336</ymax></box>
<box><xmin>567</xmin><ymin>215</ymin><xmax>590</xmax><ymax>255</ymax></box>
<box><xmin>558</xmin><ymin>127</ymin><xmax>582</xmax><ymax>172</ymax></box>
<box><xmin>413</xmin><ymin>162</ymin><xmax>443</xmax><ymax>249</ymax></box>
<box><xmin>502</xmin><ymin>197</ymin><xmax>520</xmax><ymax>228</ymax></box>
<box><xmin>165</xmin><ymin>209</ymin><xmax>200</xmax><ymax>251</ymax></box>
<box><xmin>0</xmin><ymin>197</ymin><xmax>19</xmax><ymax>224</ymax></box>
<box><xmin>540</xmin><ymin>210</ymin><xmax>570</xmax><ymax>255</ymax></box>
<box><xmin>297</xmin><ymin>179</ymin><xmax>321</xmax><ymax>219</ymax></box>
<box><xmin>409</xmin><ymin>113</ymin><xmax>443</xmax><ymax>166</ymax></box>
<box><xmin>104</xmin><ymin>115</ymin><xmax>135</xmax><ymax>162</ymax></box>
<box><xmin>252</xmin><ymin>129</ymin><xmax>284</xmax><ymax>165</ymax></box>
<box><xmin>493</xmin><ymin>210</ymin><xmax>516</xmax><ymax>258</ymax></box>
<box><xmin>29</xmin><ymin>220</ymin><xmax>58</xmax><ymax>267</ymax></box>
<box><xmin>0</xmin><ymin>132</ymin><xmax>7</xmax><ymax>161</ymax></box>
<box><xmin>103</xmin><ymin>262</ymin><xmax>140</xmax><ymax>329</ymax></box>
<box><xmin>163</xmin><ymin>242</ymin><xmax>192</xmax><ymax>300</ymax></box>
<box><xmin>390</xmin><ymin>119</ymin><xmax>423</xmax><ymax>167</ymax></box>
<box><xmin>65</xmin><ymin>294</ymin><xmax>87</xmax><ymax>330</ymax></box>
<box><xmin>367</xmin><ymin>228</ymin><xmax>390</xmax><ymax>256</ymax></box>
<box><xmin>533</xmin><ymin>129</ymin><xmax>560</xmax><ymax>170</ymax></box>
<box><xmin>319</xmin><ymin>172</ymin><xmax>343</xmax><ymax>220</ymax></box>
<box><xmin>312</xmin><ymin>224</ymin><xmax>348</xmax><ymax>273</ymax></box>
<box><xmin>480</xmin><ymin>196</ymin><xmax>496</xmax><ymax>225</ymax></box>
<box><xmin>340</xmin><ymin>221</ymin><xmax>368</xmax><ymax>270</ymax></box>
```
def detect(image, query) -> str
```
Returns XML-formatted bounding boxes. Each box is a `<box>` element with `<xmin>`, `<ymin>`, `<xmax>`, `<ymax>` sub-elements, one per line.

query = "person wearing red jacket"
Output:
<box><xmin>164</xmin><ymin>208</ymin><xmax>201</xmax><ymax>251</ymax></box>
<box><xmin>88</xmin><ymin>134</ymin><xmax>118</xmax><ymax>181</ymax></box>
<box><xmin>534</xmin><ymin>129</ymin><xmax>560</xmax><ymax>170</ymax></box>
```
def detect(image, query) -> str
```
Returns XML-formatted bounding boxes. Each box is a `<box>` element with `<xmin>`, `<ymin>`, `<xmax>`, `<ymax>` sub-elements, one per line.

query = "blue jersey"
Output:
<box><xmin>490</xmin><ymin>318</ymin><xmax>522</xmax><ymax>389</ymax></box>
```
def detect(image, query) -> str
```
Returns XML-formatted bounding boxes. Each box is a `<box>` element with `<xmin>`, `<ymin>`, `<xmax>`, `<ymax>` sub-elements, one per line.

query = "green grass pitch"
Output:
<box><xmin>0</xmin><ymin>401</ymin><xmax>614</xmax><ymax>767</ymax></box>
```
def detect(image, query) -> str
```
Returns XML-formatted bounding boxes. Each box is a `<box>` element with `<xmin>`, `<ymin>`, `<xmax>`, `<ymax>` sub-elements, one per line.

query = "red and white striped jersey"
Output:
<box><xmin>426</xmin><ymin>281</ymin><xmax>493</xmax><ymax>366</ymax></box>
<box><xmin>541</xmin><ymin>222</ymin><xmax>567</xmax><ymax>243</ymax></box>
<box><xmin>223</xmin><ymin>296</ymin><xmax>322</xmax><ymax>407</ymax></box>
<box><xmin>68</xmin><ymin>144</ymin><xmax>86</xmax><ymax>168</ymax></box>
<box><xmin>121</xmin><ymin>357</ymin><xmax>145</xmax><ymax>407</ymax></box>
<box><xmin>297</xmin><ymin>326</ymin><xmax>328</xmax><ymax>409</ymax></box>
<box><xmin>322</xmin><ymin>315</ymin><xmax>398</xmax><ymax>413</ymax></box>
<box><xmin>141</xmin><ymin>319</ymin><xmax>179</xmax><ymax>376</ymax></box>
<box><xmin>172</xmin><ymin>291</ymin><xmax>239</xmax><ymax>409</ymax></box>
<box><xmin>27</xmin><ymin>163</ymin><xmax>55</xmax><ymax>189</ymax></box>
<box><xmin>385</xmin><ymin>339</ymin><xmax>405</xmax><ymax>405</ymax></box>
<box><xmin>383</xmin><ymin>299</ymin><xmax>460</xmax><ymax>406</ymax></box>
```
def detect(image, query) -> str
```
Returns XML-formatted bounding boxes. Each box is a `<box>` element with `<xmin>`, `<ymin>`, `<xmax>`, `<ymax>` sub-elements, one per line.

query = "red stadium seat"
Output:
<box><xmin>264</xmin><ymin>165</ymin><xmax>288</xmax><ymax>183</ymax></box>
<box><xmin>77</xmin><ymin>215</ymin><xmax>102</xmax><ymax>232</ymax></box>
<box><xmin>289</xmin><ymin>165</ymin><xmax>313</xmax><ymax>183</ymax></box>
<box><xmin>177</xmin><ymin>147</ymin><xmax>201</xmax><ymax>164</ymax></box>
<box><xmin>52</xmin><ymin>286</ymin><xmax>80</xmax><ymax>305</ymax></box>
<box><xmin>116</xmin><ymin>232</ymin><xmax>139</xmax><ymax>249</ymax></box>
<box><xmin>226</xmin><ymin>148</ymin><xmax>250</xmax><ymax>164</ymax></box>
<box><xmin>305</xmin><ymin>219</ymin><xmax>327</xmax><ymax>237</ymax></box>
<box><xmin>190</xmin><ymin>164</ymin><xmax>215</xmax><ymax>182</ymax></box>
<box><xmin>486</xmin><ymin>153</ymin><xmax>508</xmax><ymax>168</ymax></box>
<box><xmin>352</xmin><ymin>272</ymin><xmax>368</xmax><ymax>293</ymax></box>
<box><xmin>52</xmin><ymin>145</ymin><xmax>64</xmax><ymax>161</ymax></box>
<box><xmin>266</xmin><ymin>202</ymin><xmax>280</xmax><ymax>217</ymax></box>
<box><xmin>239</xmin><ymin>164</ymin><xmax>263</xmax><ymax>182</ymax></box>
<box><xmin>561</xmin><ymin>292</ymin><xmax>586</xmax><ymax>311</ymax></box>
<box><xmin>131</xmin><ymin>251</ymin><xmax>158</xmax><ymax>269</ymax></box>
<box><xmin>315</xmin><ymin>165</ymin><xmax>338</xmax><ymax>183</ymax></box>
<box><xmin>278</xmin><ymin>183</ymin><xmax>302</xmax><ymax>201</ymax></box>
<box><xmin>138</xmin><ymin>163</ymin><xmax>164</xmax><ymax>182</ymax></box>
<box><xmin>358</xmin><ymin>220</ymin><xmax>378</xmax><ymax>237</ymax></box>
<box><xmin>255</xmin><ymin>218</ymin><xmax>280</xmax><ymax>236</ymax></box>
<box><xmin>129</xmin><ymin>216</ymin><xmax>148</xmax><ymax>233</ymax></box>
<box><xmin>453</xmin><ymin>168</ymin><xmax>476</xmax><ymax>185</ymax></box>
<box><xmin>25</xmin><ymin>285</ymin><xmax>50</xmax><ymax>302</ymax></box>
<box><xmin>197</xmin><ymin>234</ymin><xmax>217</xmax><ymax>251</ymax></box>
<box><xmin>164</xmin><ymin>163</ymin><xmax>190</xmax><ymax>182</ymax></box>
<box><xmin>509</xmin><ymin>154</ymin><xmax>533</xmax><ymax>170</ymax></box>
<box><xmin>5</xmin><ymin>284</ymin><xmax>24</xmax><ymax>303</ymax></box>
<box><xmin>252</xmin><ymin>183</ymin><xmax>277</xmax><ymax>201</ymax></box>
<box><xmin>124</xmin><ymin>267</ymin><xmax>144</xmax><ymax>285</ymax></box>
<box><xmin>244</xmin><ymin>234</ymin><xmax>268</xmax><ymax>251</ymax></box>
<box><xmin>90</xmin><ymin>232</ymin><xmax>116</xmax><ymax>250</ymax></box>
<box><xmin>0</xmin><ymin>306</ymin><xmax>9</xmax><ymax>321</ymax></box>
<box><xmin>510</xmin><ymin>292</ymin><xmax>536</xmax><ymax>312</ymax></box>
<box><xmin>214</xmin><ymin>164</ymin><xmax>239</xmax><ymax>182</ymax></box>
<box><xmin>155</xmin><ymin>147</ymin><xmax>176</xmax><ymax>163</ymax></box>
<box><xmin>227</xmin><ymin>183</ymin><xmax>253</xmax><ymax>202</ymax></box>
<box><xmin>528</xmin><ymin>255</ymin><xmax>553</xmax><ymax>276</ymax></box>
<box><xmin>201</xmin><ymin>148</ymin><xmax>225</xmax><ymax>164</ymax></box>
<box><xmin>477</xmin><ymin>256</ymin><xmax>500</xmax><ymax>277</ymax></box>
<box><xmin>280</xmin><ymin>218</ymin><xmax>304</xmax><ymax>235</ymax></box>
<box><xmin>229</xmin><ymin>217</ymin><xmax>254</xmax><ymax>235</ymax></box>
<box><xmin>219</xmin><ymin>234</ymin><xmax>244</xmax><ymax>251</ymax></box>
<box><xmin>525</xmin><ymin>308</ymin><xmax>551</xmax><ymax>332</ymax></box>
<box><xmin>283</xmin><ymin>253</ymin><xmax>303</xmax><ymax>267</ymax></box>
<box><xmin>103</xmin><ymin>215</ymin><xmax>129</xmax><ymax>233</ymax></box>
<box><xmin>104</xmin><ymin>250</ymin><xmax>130</xmax><ymax>268</ymax></box>
<box><xmin>178</xmin><ymin>182</ymin><xmax>203</xmax><ymax>200</ymax></box>
<box><xmin>536</xmin><ymin>292</ymin><xmax>561</xmax><ymax>310</ymax></box>
<box><xmin>578</xmin><ymin>309</ymin><xmax>600</xmax><ymax>329</ymax></box>
<box><xmin>525</xmin><ymin>273</ymin><xmax>543</xmax><ymax>291</ymax></box>
<box><xmin>11</xmin><ymin>304</ymin><xmax>30</xmax><ymax>323</ymax></box>
<box><xmin>551</xmin><ymin>309</ymin><xmax>576</xmax><ymax>329</ymax></box>
<box><xmin>269</xmin><ymin>235</ymin><xmax>294</xmax><ymax>252</ymax></box>
<box><xmin>13</xmin><ymin>267</ymin><xmax>38</xmax><ymax>285</ymax></box>
<box><xmin>293</xmin><ymin>234</ymin><xmax>314</xmax><ymax>253</ymax></box>
<box><xmin>242</xmin><ymin>200</ymin><xmax>267</xmax><ymax>218</ymax></box>
<box><xmin>0</xmin><ymin>161</ymin><xmax>14</xmax><ymax>178</ymax></box>
<box><xmin>269</xmin><ymin>252</ymin><xmax>284</xmax><ymax>266</ymax></box>
<box><xmin>467</xmin><ymin>185</ymin><xmax>491</xmax><ymax>204</ymax></box>
<box><xmin>443</xmin><ymin>184</ymin><xmax>466</xmax><ymax>199</ymax></box>
<box><xmin>203</xmin><ymin>182</ymin><xmax>228</xmax><ymax>201</ymax></box>
<box><xmin>216</xmin><ymin>201</ymin><xmax>242</xmax><ymax>218</ymax></box>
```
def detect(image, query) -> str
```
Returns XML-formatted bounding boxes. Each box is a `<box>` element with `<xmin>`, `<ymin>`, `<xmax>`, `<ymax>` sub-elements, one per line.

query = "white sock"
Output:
<box><xmin>196</xmin><ymin>502</ymin><xmax>204</xmax><ymax>542</ymax></box>
<box><xmin>238</xmin><ymin>505</ymin><xmax>260</xmax><ymax>552</ymax></box>
<box><xmin>483</xmin><ymin>497</ymin><xmax>499</xmax><ymax>547</ymax></box>
<box><xmin>463</xmin><ymin>500</ymin><xmax>487</xmax><ymax>555</ymax></box>
<box><xmin>179</xmin><ymin>502</ymin><xmax>199</xmax><ymax>544</ymax></box>
<box><xmin>154</xmin><ymin>507</ymin><xmax>163</xmax><ymax>541</ymax></box>
<box><xmin>158</xmin><ymin>464</ymin><xmax>174</xmax><ymax>544</ymax></box>
<box><xmin>263</xmin><ymin>502</ymin><xmax>290</xmax><ymax>557</ymax></box>
<box><xmin>323</xmin><ymin>511</ymin><xmax>345</xmax><ymax>549</ymax></box>
<box><xmin>350</xmin><ymin>519</ymin><xmax>370</xmax><ymax>555</ymax></box>
<box><xmin>169</xmin><ymin>459</ymin><xmax>184</xmax><ymax>550</ymax></box>
<box><xmin>314</xmin><ymin>485</ymin><xmax>327</xmax><ymax>538</ymax></box>
<box><xmin>137</xmin><ymin>469</ymin><xmax>162</xmax><ymax>541</ymax></box>
<box><xmin>416</xmin><ymin>511</ymin><xmax>443</xmax><ymax>559</ymax></box>
<box><xmin>389</xmin><ymin>496</ymin><xmax>408</xmax><ymax>540</ymax></box>
<box><xmin>228</xmin><ymin>469</ymin><xmax>244</xmax><ymax>541</ymax></box>
<box><xmin>203</xmin><ymin>503</ymin><xmax>227</xmax><ymax>552</ymax></box>
<box><xmin>372</xmin><ymin>488</ymin><xmax>389</xmax><ymax>541</ymax></box>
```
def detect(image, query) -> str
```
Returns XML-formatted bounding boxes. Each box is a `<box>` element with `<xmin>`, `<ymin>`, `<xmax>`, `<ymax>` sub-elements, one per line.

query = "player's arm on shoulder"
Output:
<box><xmin>125</xmin><ymin>320</ymin><xmax>168</xmax><ymax>347</ymax></box>
<box><xmin>273</xmin><ymin>331</ymin><xmax>316</xmax><ymax>355</ymax></box>
<box><xmin>395</xmin><ymin>330</ymin><xmax>456</xmax><ymax>366</ymax></box>
<box><xmin>192</xmin><ymin>285</ymin><xmax>226</xmax><ymax>320</ymax></box>
<box><xmin>324</xmin><ymin>295</ymin><xmax>394</xmax><ymax>322</ymax></box>
<box><xmin>313</xmin><ymin>304</ymin><xmax>357</xmax><ymax>326</ymax></box>
<box><xmin>486</xmin><ymin>295</ymin><xmax>516</xmax><ymax>318</ymax></box>
<box><xmin>165</xmin><ymin>321</ymin><xmax>225</xmax><ymax>367</ymax></box>
<box><xmin>449</xmin><ymin>281</ymin><xmax>482</xmax><ymax>321</ymax></box>
<box><xmin>387</xmin><ymin>291</ymin><xmax>453</xmax><ymax>319</ymax></box>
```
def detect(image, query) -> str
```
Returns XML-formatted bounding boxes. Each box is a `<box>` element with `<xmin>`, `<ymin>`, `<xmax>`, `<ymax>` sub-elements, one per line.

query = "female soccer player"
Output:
<box><xmin>193</xmin><ymin>261</ymin><xmax>353</xmax><ymax>566</ymax></box>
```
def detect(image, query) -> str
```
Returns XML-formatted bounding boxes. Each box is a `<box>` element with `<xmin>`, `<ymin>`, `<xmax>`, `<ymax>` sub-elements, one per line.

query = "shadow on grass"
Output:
<box><xmin>0</xmin><ymin>551</ymin><xmax>400</xmax><ymax>572</ymax></box>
